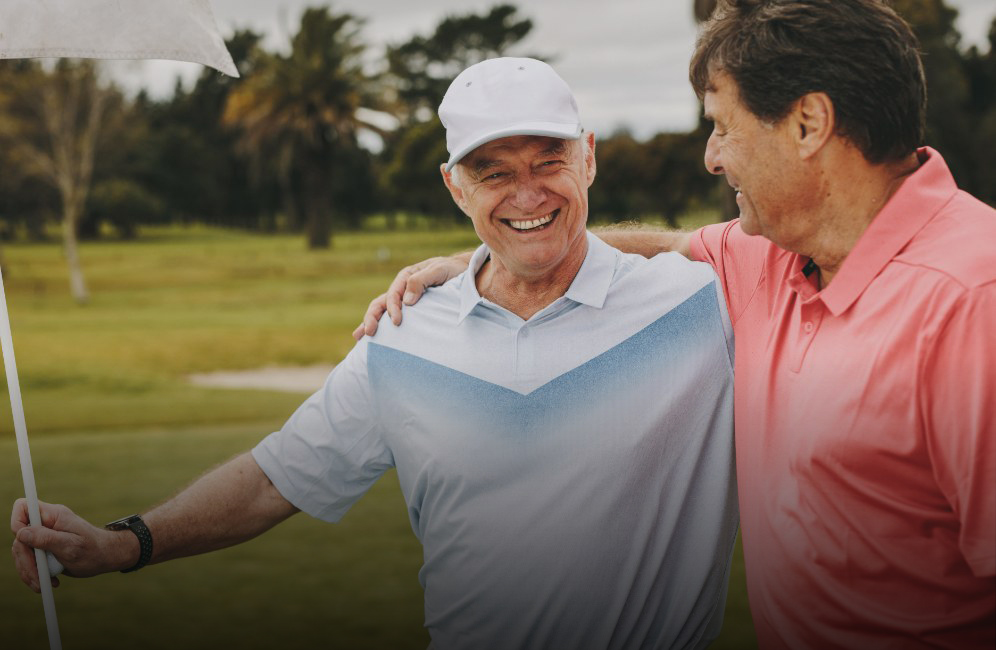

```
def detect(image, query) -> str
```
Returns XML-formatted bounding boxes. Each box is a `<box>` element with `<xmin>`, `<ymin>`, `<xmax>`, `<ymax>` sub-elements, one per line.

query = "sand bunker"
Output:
<box><xmin>188</xmin><ymin>364</ymin><xmax>335</xmax><ymax>394</ymax></box>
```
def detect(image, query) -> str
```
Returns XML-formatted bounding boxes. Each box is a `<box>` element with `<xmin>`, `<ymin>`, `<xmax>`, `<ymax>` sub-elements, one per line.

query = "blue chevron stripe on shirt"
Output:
<box><xmin>254</xmin><ymin>232</ymin><xmax>738</xmax><ymax>650</ymax></box>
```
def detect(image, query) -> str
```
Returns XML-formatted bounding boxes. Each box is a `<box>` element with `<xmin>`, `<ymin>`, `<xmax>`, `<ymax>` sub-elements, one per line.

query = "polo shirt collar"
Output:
<box><xmin>456</xmin><ymin>231</ymin><xmax>616</xmax><ymax>323</ymax></box>
<box><xmin>819</xmin><ymin>147</ymin><xmax>958</xmax><ymax>316</ymax></box>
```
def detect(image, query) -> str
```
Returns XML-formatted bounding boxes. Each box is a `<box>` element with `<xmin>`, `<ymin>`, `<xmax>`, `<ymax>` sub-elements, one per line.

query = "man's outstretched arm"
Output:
<box><xmin>11</xmin><ymin>452</ymin><xmax>298</xmax><ymax>592</ymax></box>
<box><xmin>352</xmin><ymin>228</ymin><xmax>693</xmax><ymax>339</ymax></box>
<box><xmin>592</xmin><ymin>227</ymin><xmax>692</xmax><ymax>259</ymax></box>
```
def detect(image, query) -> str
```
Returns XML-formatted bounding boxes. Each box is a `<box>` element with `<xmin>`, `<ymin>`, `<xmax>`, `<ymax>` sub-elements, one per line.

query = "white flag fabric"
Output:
<box><xmin>0</xmin><ymin>0</ymin><xmax>238</xmax><ymax>76</ymax></box>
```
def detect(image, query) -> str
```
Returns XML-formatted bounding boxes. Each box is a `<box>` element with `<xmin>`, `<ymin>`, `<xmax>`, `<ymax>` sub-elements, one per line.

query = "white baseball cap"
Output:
<box><xmin>438</xmin><ymin>57</ymin><xmax>583</xmax><ymax>172</ymax></box>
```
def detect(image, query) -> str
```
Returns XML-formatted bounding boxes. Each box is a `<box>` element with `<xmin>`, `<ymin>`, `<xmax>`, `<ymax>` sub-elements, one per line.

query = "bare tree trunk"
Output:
<box><xmin>37</xmin><ymin>62</ymin><xmax>109</xmax><ymax>305</ymax></box>
<box><xmin>61</xmin><ymin>201</ymin><xmax>88</xmax><ymax>304</ymax></box>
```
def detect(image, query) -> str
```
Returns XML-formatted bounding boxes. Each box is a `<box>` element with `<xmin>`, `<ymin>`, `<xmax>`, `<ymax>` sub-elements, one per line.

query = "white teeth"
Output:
<box><xmin>507</xmin><ymin>213</ymin><xmax>555</xmax><ymax>231</ymax></box>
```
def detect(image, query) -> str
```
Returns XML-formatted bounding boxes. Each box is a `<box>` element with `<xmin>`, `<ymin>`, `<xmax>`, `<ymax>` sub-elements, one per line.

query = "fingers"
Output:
<box><xmin>404</xmin><ymin>263</ymin><xmax>447</xmax><ymax>305</ymax></box>
<box><xmin>352</xmin><ymin>293</ymin><xmax>389</xmax><ymax>341</ymax></box>
<box><xmin>12</xmin><ymin>535</ymin><xmax>40</xmax><ymax>592</ymax></box>
<box><xmin>11</xmin><ymin>498</ymin><xmax>45</xmax><ymax>592</ymax></box>
<box><xmin>16</xmin><ymin>524</ymin><xmax>66</xmax><ymax>556</ymax></box>
<box><xmin>12</xmin><ymin>499</ymin><xmax>67</xmax><ymax>531</ymax></box>
<box><xmin>11</xmin><ymin>531</ymin><xmax>65</xmax><ymax>593</ymax></box>
<box><xmin>352</xmin><ymin>255</ymin><xmax>470</xmax><ymax>340</ymax></box>
<box><xmin>385</xmin><ymin>267</ymin><xmax>416</xmax><ymax>326</ymax></box>
<box><xmin>353</xmin><ymin>263</ymin><xmax>418</xmax><ymax>340</ymax></box>
<box><xmin>404</xmin><ymin>256</ymin><xmax>470</xmax><ymax>304</ymax></box>
<box><xmin>11</xmin><ymin>497</ymin><xmax>29</xmax><ymax>535</ymax></box>
<box><xmin>10</xmin><ymin>539</ymin><xmax>62</xmax><ymax>593</ymax></box>
<box><xmin>9</xmin><ymin>500</ymin><xmax>106</xmax><ymax>590</ymax></box>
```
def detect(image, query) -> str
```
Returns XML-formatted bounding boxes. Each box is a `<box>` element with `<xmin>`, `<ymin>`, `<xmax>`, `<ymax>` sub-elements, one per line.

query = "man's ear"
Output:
<box><xmin>792</xmin><ymin>92</ymin><xmax>835</xmax><ymax>160</ymax></box>
<box><xmin>440</xmin><ymin>164</ymin><xmax>469</xmax><ymax>214</ymax></box>
<box><xmin>583</xmin><ymin>131</ymin><xmax>597</xmax><ymax>187</ymax></box>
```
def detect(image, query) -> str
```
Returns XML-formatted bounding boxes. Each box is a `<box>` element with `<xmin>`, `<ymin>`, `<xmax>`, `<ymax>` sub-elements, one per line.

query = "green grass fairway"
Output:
<box><xmin>0</xmin><ymin>422</ymin><xmax>428</xmax><ymax>649</ymax></box>
<box><xmin>0</xmin><ymin>226</ymin><xmax>484</xmax><ymax>435</ymax></box>
<box><xmin>0</xmin><ymin>223</ymin><xmax>755</xmax><ymax>648</ymax></box>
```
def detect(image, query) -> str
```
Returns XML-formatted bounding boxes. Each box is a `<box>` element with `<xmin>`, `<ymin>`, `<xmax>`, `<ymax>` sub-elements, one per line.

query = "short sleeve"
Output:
<box><xmin>252</xmin><ymin>340</ymin><xmax>394</xmax><ymax>523</ymax></box>
<box><xmin>690</xmin><ymin>219</ymin><xmax>769</xmax><ymax>324</ymax></box>
<box><xmin>920</xmin><ymin>283</ymin><xmax>996</xmax><ymax>577</ymax></box>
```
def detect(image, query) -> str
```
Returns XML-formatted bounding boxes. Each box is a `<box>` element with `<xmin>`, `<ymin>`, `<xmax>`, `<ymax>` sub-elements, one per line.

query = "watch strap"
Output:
<box><xmin>105</xmin><ymin>514</ymin><xmax>153</xmax><ymax>573</ymax></box>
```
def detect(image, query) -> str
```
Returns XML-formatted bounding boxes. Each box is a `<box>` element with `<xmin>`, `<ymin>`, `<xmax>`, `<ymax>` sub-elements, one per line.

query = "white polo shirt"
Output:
<box><xmin>253</xmin><ymin>232</ymin><xmax>738</xmax><ymax>649</ymax></box>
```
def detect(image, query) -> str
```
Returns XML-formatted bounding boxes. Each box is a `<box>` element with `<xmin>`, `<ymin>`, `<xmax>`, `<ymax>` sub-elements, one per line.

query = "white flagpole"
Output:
<box><xmin>0</xmin><ymin>266</ymin><xmax>63</xmax><ymax>650</ymax></box>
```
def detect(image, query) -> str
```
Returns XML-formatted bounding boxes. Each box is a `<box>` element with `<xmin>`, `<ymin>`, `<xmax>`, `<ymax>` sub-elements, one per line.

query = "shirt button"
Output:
<box><xmin>804</xmin><ymin>322</ymin><xmax>814</xmax><ymax>332</ymax></box>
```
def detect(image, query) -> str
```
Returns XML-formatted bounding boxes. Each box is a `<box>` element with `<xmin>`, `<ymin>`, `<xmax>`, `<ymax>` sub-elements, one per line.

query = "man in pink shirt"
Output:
<box><xmin>356</xmin><ymin>1</ymin><xmax>995</xmax><ymax>647</ymax></box>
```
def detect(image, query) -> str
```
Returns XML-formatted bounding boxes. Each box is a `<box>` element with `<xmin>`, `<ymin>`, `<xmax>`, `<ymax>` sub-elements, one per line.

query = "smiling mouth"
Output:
<box><xmin>503</xmin><ymin>209</ymin><xmax>559</xmax><ymax>232</ymax></box>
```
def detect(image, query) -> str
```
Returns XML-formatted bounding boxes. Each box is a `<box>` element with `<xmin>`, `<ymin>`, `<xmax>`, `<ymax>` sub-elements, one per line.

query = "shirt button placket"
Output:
<box><xmin>791</xmin><ymin>305</ymin><xmax>823</xmax><ymax>373</ymax></box>
<box><xmin>517</xmin><ymin>326</ymin><xmax>535</xmax><ymax>383</ymax></box>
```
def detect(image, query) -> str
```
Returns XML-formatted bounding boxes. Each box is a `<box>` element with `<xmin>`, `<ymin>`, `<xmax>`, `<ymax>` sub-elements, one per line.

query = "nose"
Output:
<box><xmin>704</xmin><ymin>131</ymin><xmax>724</xmax><ymax>176</ymax></box>
<box><xmin>509</xmin><ymin>176</ymin><xmax>547</xmax><ymax>212</ymax></box>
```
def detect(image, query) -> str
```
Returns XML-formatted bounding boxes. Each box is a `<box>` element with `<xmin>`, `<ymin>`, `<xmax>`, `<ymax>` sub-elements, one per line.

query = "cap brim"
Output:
<box><xmin>445</xmin><ymin>122</ymin><xmax>583</xmax><ymax>172</ymax></box>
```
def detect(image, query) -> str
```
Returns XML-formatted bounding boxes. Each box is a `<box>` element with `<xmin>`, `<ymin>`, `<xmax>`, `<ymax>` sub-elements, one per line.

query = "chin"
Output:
<box><xmin>738</xmin><ymin>214</ymin><xmax>761</xmax><ymax>237</ymax></box>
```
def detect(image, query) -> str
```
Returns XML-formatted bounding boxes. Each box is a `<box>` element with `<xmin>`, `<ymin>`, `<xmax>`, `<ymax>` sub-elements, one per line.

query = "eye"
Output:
<box><xmin>536</xmin><ymin>159</ymin><xmax>564</xmax><ymax>173</ymax></box>
<box><xmin>482</xmin><ymin>171</ymin><xmax>507</xmax><ymax>182</ymax></box>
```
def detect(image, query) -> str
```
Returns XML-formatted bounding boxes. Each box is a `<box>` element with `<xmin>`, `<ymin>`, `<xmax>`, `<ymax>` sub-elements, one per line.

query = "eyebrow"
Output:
<box><xmin>471</xmin><ymin>159</ymin><xmax>503</xmax><ymax>176</ymax></box>
<box><xmin>540</xmin><ymin>140</ymin><xmax>568</xmax><ymax>156</ymax></box>
<box><xmin>468</xmin><ymin>139</ymin><xmax>571</xmax><ymax>177</ymax></box>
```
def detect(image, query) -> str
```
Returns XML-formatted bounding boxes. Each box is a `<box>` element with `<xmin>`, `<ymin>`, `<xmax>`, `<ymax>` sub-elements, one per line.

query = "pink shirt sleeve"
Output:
<box><xmin>920</xmin><ymin>282</ymin><xmax>996</xmax><ymax>577</ymax></box>
<box><xmin>689</xmin><ymin>219</ymin><xmax>769</xmax><ymax>324</ymax></box>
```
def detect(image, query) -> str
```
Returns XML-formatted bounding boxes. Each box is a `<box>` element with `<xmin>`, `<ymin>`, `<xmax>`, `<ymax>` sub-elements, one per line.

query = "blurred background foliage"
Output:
<box><xmin>0</xmin><ymin>2</ymin><xmax>990</xmax><ymax>279</ymax></box>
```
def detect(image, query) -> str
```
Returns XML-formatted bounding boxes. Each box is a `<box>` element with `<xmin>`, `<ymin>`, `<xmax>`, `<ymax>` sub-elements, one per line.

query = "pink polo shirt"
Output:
<box><xmin>691</xmin><ymin>147</ymin><xmax>996</xmax><ymax>649</ymax></box>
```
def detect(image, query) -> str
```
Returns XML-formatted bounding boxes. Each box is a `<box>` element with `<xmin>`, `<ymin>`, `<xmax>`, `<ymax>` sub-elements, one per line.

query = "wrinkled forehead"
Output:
<box><xmin>460</xmin><ymin>135</ymin><xmax>572</xmax><ymax>171</ymax></box>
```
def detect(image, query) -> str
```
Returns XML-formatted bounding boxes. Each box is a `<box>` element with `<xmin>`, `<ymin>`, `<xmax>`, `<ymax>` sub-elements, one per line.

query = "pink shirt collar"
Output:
<box><xmin>817</xmin><ymin>147</ymin><xmax>958</xmax><ymax>316</ymax></box>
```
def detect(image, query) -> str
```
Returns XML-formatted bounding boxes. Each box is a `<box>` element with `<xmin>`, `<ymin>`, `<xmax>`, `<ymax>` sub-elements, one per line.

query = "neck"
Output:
<box><xmin>476</xmin><ymin>241</ymin><xmax>588</xmax><ymax>321</ymax></box>
<box><xmin>807</xmin><ymin>149</ymin><xmax>921</xmax><ymax>287</ymax></box>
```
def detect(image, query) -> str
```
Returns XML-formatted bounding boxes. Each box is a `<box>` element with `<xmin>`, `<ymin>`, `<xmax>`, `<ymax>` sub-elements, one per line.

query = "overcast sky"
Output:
<box><xmin>114</xmin><ymin>0</ymin><xmax>996</xmax><ymax>139</ymax></box>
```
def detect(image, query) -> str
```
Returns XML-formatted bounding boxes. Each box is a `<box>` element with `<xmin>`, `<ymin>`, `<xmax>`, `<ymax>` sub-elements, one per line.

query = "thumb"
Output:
<box><xmin>17</xmin><ymin>525</ymin><xmax>67</xmax><ymax>552</ymax></box>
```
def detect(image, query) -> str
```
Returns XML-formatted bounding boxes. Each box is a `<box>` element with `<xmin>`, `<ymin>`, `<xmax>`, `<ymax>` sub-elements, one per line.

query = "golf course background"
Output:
<box><xmin>0</xmin><ymin>219</ymin><xmax>756</xmax><ymax>648</ymax></box>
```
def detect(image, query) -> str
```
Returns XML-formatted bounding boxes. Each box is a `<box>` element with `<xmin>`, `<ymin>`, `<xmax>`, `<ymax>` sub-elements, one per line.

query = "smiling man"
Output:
<box><xmin>12</xmin><ymin>57</ymin><xmax>738</xmax><ymax>649</ymax></box>
<box><xmin>364</xmin><ymin>2</ymin><xmax>996</xmax><ymax>648</ymax></box>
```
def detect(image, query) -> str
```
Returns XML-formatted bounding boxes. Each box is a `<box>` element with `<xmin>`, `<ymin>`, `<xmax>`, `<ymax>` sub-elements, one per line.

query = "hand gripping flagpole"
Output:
<box><xmin>0</xmin><ymin>265</ymin><xmax>63</xmax><ymax>650</ymax></box>
<box><xmin>0</xmin><ymin>5</ymin><xmax>239</xmax><ymax>647</ymax></box>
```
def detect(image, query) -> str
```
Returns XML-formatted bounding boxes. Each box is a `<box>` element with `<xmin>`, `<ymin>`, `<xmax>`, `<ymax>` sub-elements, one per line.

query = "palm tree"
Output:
<box><xmin>223</xmin><ymin>7</ymin><xmax>385</xmax><ymax>249</ymax></box>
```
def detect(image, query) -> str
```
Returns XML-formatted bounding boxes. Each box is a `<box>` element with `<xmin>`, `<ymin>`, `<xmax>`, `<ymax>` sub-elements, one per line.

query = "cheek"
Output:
<box><xmin>726</xmin><ymin>141</ymin><xmax>750</xmax><ymax>174</ymax></box>
<box><xmin>465</xmin><ymin>192</ymin><xmax>502</xmax><ymax>225</ymax></box>
<box><xmin>560</xmin><ymin>176</ymin><xmax>590</xmax><ymax>210</ymax></box>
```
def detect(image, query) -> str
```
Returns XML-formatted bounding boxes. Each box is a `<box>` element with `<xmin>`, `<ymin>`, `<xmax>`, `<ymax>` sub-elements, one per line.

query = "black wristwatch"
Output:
<box><xmin>105</xmin><ymin>514</ymin><xmax>153</xmax><ymax>573</ymax></box>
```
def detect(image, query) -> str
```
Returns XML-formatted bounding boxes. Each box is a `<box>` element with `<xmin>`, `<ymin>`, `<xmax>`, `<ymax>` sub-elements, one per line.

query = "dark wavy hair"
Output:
<box><xmin>690</xmin><ymin>0</ymin><xmax>926</xmax><ymax>163</ymax></box>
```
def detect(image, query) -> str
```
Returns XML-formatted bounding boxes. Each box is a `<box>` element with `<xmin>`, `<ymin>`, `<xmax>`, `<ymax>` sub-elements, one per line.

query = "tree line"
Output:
<box><xmin>0</xmin><ymin>2</ymin><xmax>992</xmax><ymax>301</ymax></box>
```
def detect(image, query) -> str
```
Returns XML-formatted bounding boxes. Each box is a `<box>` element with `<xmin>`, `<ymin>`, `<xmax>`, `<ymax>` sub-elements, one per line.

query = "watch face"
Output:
<box><xmin>105</xmin><ymin>514</ymin><xmax>141</xmax><ymax>531</ymax></box>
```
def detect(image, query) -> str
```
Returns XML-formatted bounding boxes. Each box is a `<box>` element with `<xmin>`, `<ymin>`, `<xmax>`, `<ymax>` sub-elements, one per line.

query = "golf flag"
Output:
<box><xmin>0</xmin><ymin>3</ymin><xmax>237</xmax><ymax>649</ymax></box>
<box><xmin>0</xmin><ymin>0</ymin><xmax>238</xmax><ymax>76</ymax></box>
